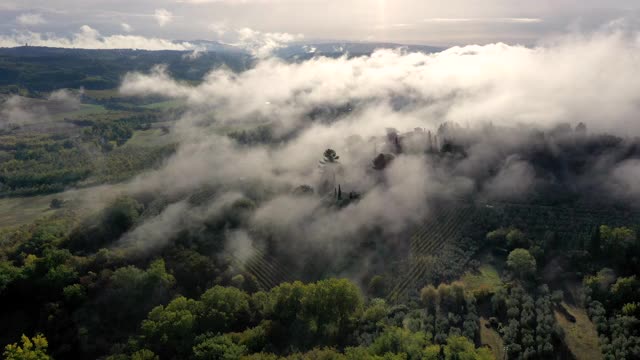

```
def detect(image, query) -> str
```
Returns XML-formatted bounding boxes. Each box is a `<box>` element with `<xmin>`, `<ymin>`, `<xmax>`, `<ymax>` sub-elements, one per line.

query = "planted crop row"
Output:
<box><xmin>388</xmin><ymin>205</ymin><xmax>475</xmax><ymax>302</ymax></box>
<box><xmin>229</xmin><ymin>244</ymin><xmax>291</xmax><ymax>291</ymax></box>
<box><xmin>492</xmin><ymin>203</ymin><xmax>640</xmax><ymax>249</ymax></box>
<box><xmin>411</xmin><ymin>206</ymin><xmax>474</xmax><ymax>257</ymax></box>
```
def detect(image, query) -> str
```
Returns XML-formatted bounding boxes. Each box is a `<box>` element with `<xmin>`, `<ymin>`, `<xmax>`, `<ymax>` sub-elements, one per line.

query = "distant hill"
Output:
<box><xmin>174</xmin><ymin>39</ymin><xmax>444</xmax><ymax>58</ymax></box>
<box><xmin>0</xmin><ymin>46</ymin><xmax>252</xmax><ymax>93</ymax></box>
<box><xmin>174</xmin><ymin>40</ymin><xmax>246</xmax><ymax>53</ymax></box>
<box><xmin>275</xmin><ymin>42</ymin><xmax>444</xmax><ymax>59</ymax></box>
<box><xmin>0</xmin><ymin>42</ymin><xmax>444</xmax><ymax>93</ymax></box>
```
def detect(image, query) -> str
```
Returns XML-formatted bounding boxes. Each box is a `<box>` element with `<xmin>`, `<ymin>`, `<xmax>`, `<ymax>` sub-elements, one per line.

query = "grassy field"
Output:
<box><xmin>143</xmin><ymin>99</ymin><xmax>186</xmax><ymax>110</ymax></box>
<box><xmin>0</xmin><ymin>193</ymin><xmax>62</xmax><ymax>228</ymax></box>
<box><xmin>83</xmin><ymin>89</ymin><xmax>120</xmax><ymax>100</ymax></box>
<box><xmin>462</xmin><ymin>264</ymin><xmax>502</xmax><ymax>293</ymax></box>
<box><xmin>554</xmin><ymin>302</ymin><xmax>602</xmax><ymax>360</ymax></box>
<box><xmin>52</xmin><ymin>103</ymin><xmax>108</xmax><ymax>121</ymax></box>
<box><xmin>480</xmin><ymin>317</ymin><xmax>504</xmax><ymax>360</ymax></box>
<box><xmin>125</xmin><ymin>127</ymin><xmax>175</xmax><ymax>148</ymax></box>
<box><xmin>0</xmin><ymin>183</ymin><xmax>125</xmax><ymax>229</ymax></box>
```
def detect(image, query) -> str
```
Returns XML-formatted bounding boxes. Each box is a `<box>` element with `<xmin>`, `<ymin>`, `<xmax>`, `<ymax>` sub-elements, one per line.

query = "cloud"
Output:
<box><xmin>116</xmin><ymin>192</ymin><xmax>244</xmax><ymax>254</ymax></box>
<box><xmin>234</xmin><ymin>27</ymin><xmax>302</xmax><ymax>57</ymax></box>
<box><xmin>208</xmin><ymin>21</ymin><xmax>228</xmax><ymax>37</ymax></box>
<box><xmin>183</xmin><ymin>48</ymin><xmax>204</xmax><ymax>60</ymax></box>
<box><xmin>111</xmin><ymin>29</ymin><xmax>640</xmax><ymax>273</ymax></box>
<box><xmin>225</xmin><ymin>230</ymin><xmax>257</xmax><ymax>266</ymax></box>
<box><xmin>0</xmin><ymin>89</ymin><xmax>81</xmax><ymax>128</ymax></box>
<box><xmin>121</xmin><ymin>22</ymin><xmax>133</xmax><ymax>32</ymax></box>
<box><xmin>482</xmin><ymin>155</ymin><xmax>537</xmax><ymax>201</ymax></box>
<box><xmin>2</xmin><ymin>0</ymin><xmax>638</xmax><ymax>46</ymax></box>
<box><xmin>47</xmin><ymin>88</ymin><xmax>83</xmax><ymax>108</ymax></box>
<box><xmin>0</xmin><ymin>25</ymin><xmax>194</xmax><ymax>50</ymax></box>
<box><xmin>154</xmin><ymin>8</ymin><xmax>173</xmax><ymax>27</ymax></box>
<box><xmin>16</xmin><ymin>13</ymin><xmax>46</xmax><ymax>25</ymax></box>
<box><xmin>207</xmin><ymin>24</ymin><xmax>302</xmax><ymax>58</ymax></box>
<box><xmin>178</xmin><ymin>0</ymin><xmax>288</xmax><ymax>3</ymax></box>
<box><xmin>0</xmin><ymin>96</ymin><xmax>43</xmax><ymax>127</ymax></box>
<box><xmin>605</xmin><ymin>159</ymin><xmax>640</xmax><ymax>201</ymax></box>
<box><xmin>423</xmin><ymin>18</ymin><xmax>543</xmax><ymax>24</ymax></box>
<box><xmin>122</xmin><ymin>31</ymin><xmax>640</xmax><ymax>134</ymax></box>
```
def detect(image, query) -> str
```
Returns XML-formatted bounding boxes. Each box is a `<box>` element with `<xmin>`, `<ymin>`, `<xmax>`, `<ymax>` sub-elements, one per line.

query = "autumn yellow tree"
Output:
<box><xmin>3</xmin><ymin>334</ymin><xmax>51</xmax><ymax>360</ymax></box>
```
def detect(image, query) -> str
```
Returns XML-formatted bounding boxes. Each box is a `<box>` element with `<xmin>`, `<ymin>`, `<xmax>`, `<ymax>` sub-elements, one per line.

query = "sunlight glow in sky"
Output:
<box><xmin>0</xmin><ymin>0</ymin><xmax>639</xmax><ymax>47</ymax></box>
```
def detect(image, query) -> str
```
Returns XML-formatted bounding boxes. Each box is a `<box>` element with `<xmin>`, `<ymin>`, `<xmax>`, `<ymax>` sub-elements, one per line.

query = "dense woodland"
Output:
<box><xmin>0</xmin><ymin>47</ymin><xmax>251</xmax><ymax>93</ymax></box>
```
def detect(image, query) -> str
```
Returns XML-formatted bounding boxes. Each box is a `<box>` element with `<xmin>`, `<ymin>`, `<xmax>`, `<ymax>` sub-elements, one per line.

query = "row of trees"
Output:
<box><xmin>580</xmin><ymin>226</ymin><xmax>640</xmax><ymax>359</ymax></box>
<box><xmin>6</xmin><ymin>330</ymin><xmax>493</xmax><ymax>360</ymax></box>
<box><xmin>101</xmin><ymin>277</ymin><xmax>493</xmax><ymax>360</ymax></box>
<box><xmin>420</xmin><ymin>282</ymin><xmax>479</xmax><ymax>343</ymax></box>
<box><xmin>0</xmin><ymin>134</ymin><xmax>175</xmax><ymax>196</ymax></box>
<box><xmin>584</xmin><ymin>267</ymin><xmax>640</xmax><ymax>359</ymax></box>
<box><xmin>491</xmin><ymin>285</ymin><xmax>560</xmax><ymax>359</ymax></box>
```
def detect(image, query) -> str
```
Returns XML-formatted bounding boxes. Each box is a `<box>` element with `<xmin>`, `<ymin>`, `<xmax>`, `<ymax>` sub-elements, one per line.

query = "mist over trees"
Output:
<box><xmin>3</xmin><ymin>25</ymin><xmax>640</xmax><ymax>360</ymax></box>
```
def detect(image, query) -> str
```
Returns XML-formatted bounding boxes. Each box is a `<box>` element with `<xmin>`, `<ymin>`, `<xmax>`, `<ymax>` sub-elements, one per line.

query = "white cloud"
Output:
<box><xmin>208</xmin><ymin>21</ymin><xmax>228</xmax><ymax>37</ymax></box>
<box><xmin>0</xmin><ymin>25</ymin><xmax>194</xmax><ymax>50</ymax></box>
<box><xmin>183</xmin><ymin>48</ymin><xmax>203</xmax><ymax>60</ymax></box>
<box><xmin>154</xmin><ymin>8</ymin><xmax>173</xmax><ymax>26</ymax></box>
<box><xmin>121</xmin><ymin>30</ymin><xmax>640</xmax><ymax>139</ymax></box>
<box><xmin>206</xmin><ymin>23</ymin><xmax>302</xmax><ymax>57</ymax></box>
<box><xmin>121</xmin><ymin>22</ymin><xmax>133</xmax><ymax>32</ymax></box>
<box><xmin>1</xmin><ymin>89</ymin><xmax>81</xmax><ymax>128</ymax></box>
<box><xmin>16</xmin><ymin>13</ymin><xmax>45</xmax><ymax>26</ymax></box>
<box><xmin>111</xmin><ymin>28</ymin><xmax>640</xmax><ymax>263</ymax></box>
<box><xmin>235</xmin><ymin>27</ymin><xmax>301</xmax><ymax>57</ymax></box>
<box><xmin>177</xmin><ymin>0</ymin><xmax>287</xmax><ymax>3</ymax></box>
<box><xmin>423</xmin><ymin>17</ymin><xmax>543</xmax><ymax>24</ymax></box>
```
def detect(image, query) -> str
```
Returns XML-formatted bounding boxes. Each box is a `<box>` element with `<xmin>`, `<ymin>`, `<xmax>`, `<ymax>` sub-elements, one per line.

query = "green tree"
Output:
<box><xmin>486</xmin><ymin>228</ymin><xmax>508</xmax><ymax>246</ymax></box>
<box><xmin>231</xmin><ymin>274</ymin><xmax>246</xmax><ymax>288</ymax></box>
<box><xmin>49</xmin><ymin>198</ymin><xmax>64</xmax><ymax>209</ymax></box>
<box><xmin>361</xmin><ymin>298</ymin><xmax>389</xmax><ymax>325</ymax></box>
<box><xmin>507</xmin><ymin>249</ymin><xmax>537</xmax><ymax>279</ymax></box>
<box><xmin>444</xmin><ymin>335</ymin><xmax>492</xmax><ymax>360</ymax></box>
<box><xmin>320</xmin><ymin>149</ymin><xmax>340</xmax><ymax>165</ymax></box>
<box><xmin>269</xmin><ymin>281</ymin><xmax>307</xmax><ymax>326</ymax></box>
<box><xmin>0</xmin><ymin>260</ymin><xmax>22</xmax><ymax>294</ymax></box>
<box><xmin>3</xmin><ymin>334</ymin><xmax>51</xmax><ymax>360</ymax></box>
<box><xmin>610</xmin><ymin>276</ymin><xmax>640</xmax><ymax>307</ymax></box>
<box><xmin>344</xmin><ymin>346</ymin><xmax>405</xmax><ymax>359</ymax></box>
<box><xmin>506</xmin><ymin>229</ymin><xmax>528</xmax><ymax>249</ymax></box>
<box><xmin>622</xmin><ymin>303</ymin><xmax>639</xmax><ymax>316</ymax></box>
<box><xmin>131</xmin><ymin>349</ymin><xmax>159</xmax><ymax>360</ymax></box>
<box><xmin>284</xmin><ymin>348</ymin><xmax>346</xmax><ymax>360</ymax></box>
<box><xmin>140</xmin><ymin>296</ymin><xmax>202</xmax><ymax>357</ymax></box>
<box><xmin>319</xmin><ymin>149</ymin><xmax>341</xmax><ymax>190</ymax></box>
<box><xmin>236</xmin><ymin>321</ymin><xmax>271</xmax><ymax>353</ymax></box>
<box><xmin>368</xmin><ymin>327</ymin><xmax>427</xmax><ymax>360</ymax></box>
<box><xmin>423</xmin><ymin>345</ymin><xmax>442</xmax><ymax>360</ymax></box>
<box><xmin>301</xmin><ymin>278</ymin><xmax>364</xmax><ymax>341</ymax></box>
<box><xmin>74</xmin><ymin>259</ymin><xmax>175</xmax><ymax>352</ymax></box>
<box><xmin>68</xmin><ymin>195</ymin><xmax>142</xmax><ymax>251</ymax></box>
<box><xmin>63</xmin><ymin>283</ymin><xmax>87</xmax><ymax>305</ymax></box>
<box><xmin>421</xmin><ymin>285</ymin><xmax>439</xmax><ymax>313</ymax></box>
<box><xmin>164</xmin><ymin>248</ymin><xmax>220</xmax><ymax>298</ymax></box>
<box><xmin>199</xmin><ymin>286</ymin><xmax>252</xmax><ymax>334</ymax></box>
<box><xmin>192</xmin><ymin>334</ymin><xmax>247</xmax><ymax>360</ymax></box>
<box><xmin>600</xmin><ymin>225</ymin><xmax>636</xmax><ymax>252</ymax></box>
<box><xmin>368</xmin><ymin>275</ymin><xmax>386</xmax><ymax>298</ymax></box>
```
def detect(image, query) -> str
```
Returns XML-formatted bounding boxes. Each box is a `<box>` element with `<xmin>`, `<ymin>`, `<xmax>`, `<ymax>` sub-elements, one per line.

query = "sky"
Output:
<box><xmin>0</xmin><ymin>0</ymin><xmax>639</xmax><ymax>48</ymax></box>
